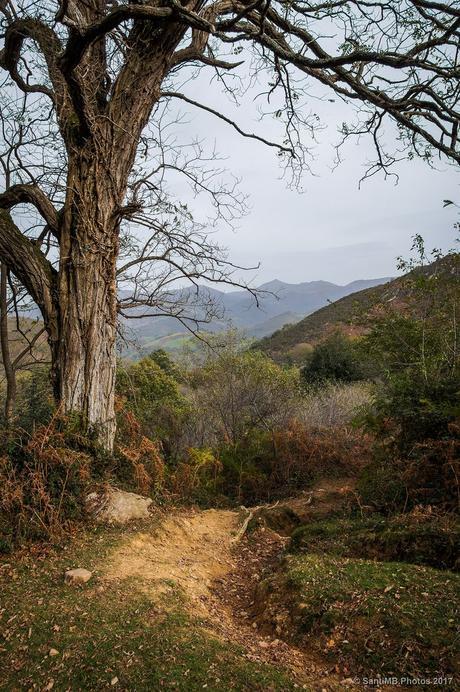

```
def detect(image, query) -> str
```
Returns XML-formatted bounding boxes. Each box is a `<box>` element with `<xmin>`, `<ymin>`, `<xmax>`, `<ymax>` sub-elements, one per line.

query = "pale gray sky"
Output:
<box><xmin>164</xmin><ymin>67</ymin><xmax>460</xmax><ymax>286</ymax></box>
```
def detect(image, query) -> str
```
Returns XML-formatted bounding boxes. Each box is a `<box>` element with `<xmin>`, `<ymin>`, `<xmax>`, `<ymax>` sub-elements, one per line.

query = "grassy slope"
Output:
<box><xmin>255</xmin><ymin>282</ymin><xmax>388</xmax><ymax>357</ymax></box>
<box><xmin>256</xmin><ymin>514</ymin><xmax>460</xmax><ymax>679</ymax></box>
<box><xmin>0</xmin><ymin>524</ymin><xmax>295</xmax><ymax>692</ymax></box>
<box><xmin>290</xmin><ymin>515</ymin><xmax>460</xmax><ymax>570</ymax></box>
<box><xmin>284</xmin><ymin>553</ymin><xmax>459</xmax><ymax>677</ymax></box>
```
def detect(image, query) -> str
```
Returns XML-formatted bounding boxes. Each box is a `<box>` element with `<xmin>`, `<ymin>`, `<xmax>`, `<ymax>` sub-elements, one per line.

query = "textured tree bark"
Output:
<box><xmin>51</xmin><ymin>52</ymin><xmax>170</xmax><ymax>449</ymax></box>
<box><xmin>55</xmin><ymin>147</ymin><xmax>121</xmax><ymax>450</ymax></box>
<box><xmin>0</xmin><ymin>263</ymin><xmax>16</xmax><ymax>427</ymax></box>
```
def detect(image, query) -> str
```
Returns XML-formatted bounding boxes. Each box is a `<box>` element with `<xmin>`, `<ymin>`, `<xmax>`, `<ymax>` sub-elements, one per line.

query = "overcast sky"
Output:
<box><xmin>218</xmin><ymin>150</ymin><xmax>460</xmax><ymax>286</ymax></box>
<box><xmin>163</xmin><ymin>66</ymin><xmax>460</xmax><ymax>287</ymax></box>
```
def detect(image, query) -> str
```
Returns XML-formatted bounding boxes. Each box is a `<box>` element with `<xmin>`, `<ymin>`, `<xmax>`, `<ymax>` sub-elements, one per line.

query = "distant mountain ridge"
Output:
<box><xmin>122</xmin><ymin>275</ymin><xmax>392</xmax><ymax>354</ymax></box>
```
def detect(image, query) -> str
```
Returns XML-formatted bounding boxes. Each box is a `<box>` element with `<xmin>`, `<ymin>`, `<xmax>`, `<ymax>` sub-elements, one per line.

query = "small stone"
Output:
<box><xmin>111</xmin><ymin>677</ymin><xmax>119</xmax><ymax>686</ymax></box>
<box><xmin>259</xmin><ymin>640</ymin><xmax>269</xmax><ymax>648</ymax></box>
<box><xmin>49</xmin><ymin>648</ymin><xmax>59</xmax><ymax>657</ymax></box>
<box><xmin>64</xmin><ymin>568</ymin><xmax>92</xmax><ymax>586</ymax></box>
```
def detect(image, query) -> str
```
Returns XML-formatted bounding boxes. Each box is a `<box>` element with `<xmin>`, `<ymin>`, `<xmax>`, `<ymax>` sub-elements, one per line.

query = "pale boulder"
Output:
<box><xmin>86</xmin><ymin>487</ymin><xmax>153</xmax><ymax>524</ymax></box>
<box><xmin>64</xmin><ymin>568</ymin><xmax>92</xmax><ymax>585</ymax></box>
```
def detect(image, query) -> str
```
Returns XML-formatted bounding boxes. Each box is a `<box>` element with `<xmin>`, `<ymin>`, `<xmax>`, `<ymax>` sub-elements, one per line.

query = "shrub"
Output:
<box><xmin>182</xmin><ymin>349</ymin><xmax>300</xmax><ymax>449</ymax></box>
<box><xmin>269</xmin><ymin>422</ymin><xmax>371</xmax><ymax>489</ymax></box>
<box><xmin>300</xmin><ymin>333</ymin><xmax>363</xmax><ymax>386</ymax></box>
<box><xmin>357</xmin><ymin>246</ymin><xmax>460</xmax><ymax>512</ymax></box>
<box><xmin>169</xmin><ymin>422</ymin><xmax>372</xmax><ymax>506</ymax></box>
<box><xmin>357</xmin><ymin>436</ymin><xmax>460</xmax><ymax>514</ymax></box>
<box><xmin>356</xmin><ymin>458</ymin><xmax>407</xmax><ymax>513</ymax></box>
<box><xmin>299</xmin><ymin>381</ymin><xmax>372</xmax><ymax>428</ymax></box>
<box><xmin>148</xmin><ymin>349</ymin><xmax>182</xmax><ymax>379</ymax></box>
<box><xmin>0</xmin><ymin>407</ymin><xmax>168</xmax><ymax>550</ymax></box>
<box><xmin>116</xmin><ymin>356</ymin><xmax>188</xmax><ymax>455</ymax></box>
<box><xmin>364</xmin><ymin>371</ymin><xmax>460</xmax><ymax>453</ymax></box>
<box><xmin>169</xmin><ymin>447</ymin><xmax>224</xmax><ymax>505</ymax></box>
<box><xmin>114</xmin><ymin>407</ymin><xmax>165</xmax><ymax>494</ymax></box>
<box><xmin>0</xmin><ymin>420</ymin><xmax>93</xmax><ymax>549</ymax></box>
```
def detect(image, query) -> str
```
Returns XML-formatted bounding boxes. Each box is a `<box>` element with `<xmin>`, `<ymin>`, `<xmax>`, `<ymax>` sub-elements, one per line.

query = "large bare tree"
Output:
<box><xmin>0</xmin><ymin>0</ymin><xmax>459</xmax><ymax>449</ymax></box>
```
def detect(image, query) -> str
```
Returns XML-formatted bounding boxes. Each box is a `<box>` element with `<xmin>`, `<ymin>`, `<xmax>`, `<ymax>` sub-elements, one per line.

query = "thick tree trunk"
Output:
<box><xmin>0</xmin><ymin>263</ymin><xmax>16</xmax><ymax>427</ymax></box>
<box><xmin>55</xmin><ymin>151</ymin><xmax>120</xmax><ymax>450</ymax></box>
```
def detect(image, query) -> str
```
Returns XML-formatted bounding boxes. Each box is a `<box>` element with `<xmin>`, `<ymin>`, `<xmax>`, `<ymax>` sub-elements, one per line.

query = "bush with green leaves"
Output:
<box><xmin>148</xmin><ymin>349</ymin><xmax>182</xmax><ymax>379</ymax></box>
<box><xmin>186</xmin><ymin>347</ymin><xmax>300</xmax><ymax>447</ymax></box>
<box><xmin>170</xmin><ymin>346</ymin><xmax>316</xmax><ymax>504</ymax></box>
<box><xmin>116</xmin><ymin>355</ymin><xmax>188</xmax><ymax>456</ymax></box>
<box><xmin>300</xmin><ymin>332</ymin><xmax>363</xmax><ymax>387</ymax></box>
<box><xmin>358</xmin><ymin>243</ymin><xmax>460</xmax><ymax>511</ymax></box>
<box><xmin>361</xmin><ymin>248</ymin><xmax>460</xmax><ymax>448</ymax></box>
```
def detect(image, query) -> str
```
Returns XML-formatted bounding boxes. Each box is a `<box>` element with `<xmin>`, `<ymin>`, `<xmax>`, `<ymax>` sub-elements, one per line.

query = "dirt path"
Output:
<box><xmin>105</xmin><ymin>508</ymin><xmax>240</xmax><ymax>611</ymax></box>
<box><xmin>103</xmin><ymin>481</ymin><xmax>356</xmax><ymax>689</ymax></box>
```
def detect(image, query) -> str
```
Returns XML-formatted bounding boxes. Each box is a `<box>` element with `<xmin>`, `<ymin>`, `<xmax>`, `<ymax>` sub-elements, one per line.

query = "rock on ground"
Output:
<box><xmin>64</xmin><ymin>568</ymin><xmax>92</xmax><ymax>585</ymax></box>
<box><xmin>86</xmin><ymin>487</ymin><xmax>153</xmax><ymax>524</ymax></box>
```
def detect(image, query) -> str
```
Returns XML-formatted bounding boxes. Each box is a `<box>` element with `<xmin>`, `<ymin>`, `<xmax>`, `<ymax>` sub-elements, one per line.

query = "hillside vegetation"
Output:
<box><xmin>256</xmin><ymin>254</ymin><xmax>459</xmax><ymax>361</ymax></box>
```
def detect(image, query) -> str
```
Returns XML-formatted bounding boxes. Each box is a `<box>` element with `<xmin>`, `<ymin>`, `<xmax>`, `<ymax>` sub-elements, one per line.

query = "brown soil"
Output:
<box><xmin>104</xmin><ymin>508</ymin><xmax>239</xmax><ymax>610</ymax></box>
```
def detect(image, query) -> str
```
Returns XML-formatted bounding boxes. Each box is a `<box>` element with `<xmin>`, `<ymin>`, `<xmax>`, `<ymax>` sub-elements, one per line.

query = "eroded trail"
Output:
<box><xmin>105</xmin><ymin>508</ymin><xmax>240</xmax><ymax>610</ymax></box>
<box><xmin>104</xmin><ymin>481</ymin><xmax>355</xmax><ymax>689</ymax></box>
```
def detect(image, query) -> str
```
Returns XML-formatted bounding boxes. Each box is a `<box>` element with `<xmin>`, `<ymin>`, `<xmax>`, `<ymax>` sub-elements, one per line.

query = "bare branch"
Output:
<box><xmin>0</xmin><ymin>209</ymin><xmax>57</xmax><ymax>330</ymax></box>
<box><xmin>161</xmin><ymin>90</ymin><xmax>295</xmax><ymax>155</ymax></box>
<box><xmin>0</xmin><ymin>184</ymin><xmax>59</xmax><ymax>236</ymax></box>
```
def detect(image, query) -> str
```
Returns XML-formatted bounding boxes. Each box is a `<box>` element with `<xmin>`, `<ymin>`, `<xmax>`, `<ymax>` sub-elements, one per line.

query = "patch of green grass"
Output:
<box><xmin>289</xmin><ymin>515</ymin><xmax>460</xmax><ymax>570</ymax></box>
<box><xmin>279</xmin><ymin>553</ymin><xmax>459</xmax><ymax>677</ymax></box>
<box><xmin>0</xmin><ymin>525</ymin><xmax>297</xmax><ymax>691</ymax></box>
